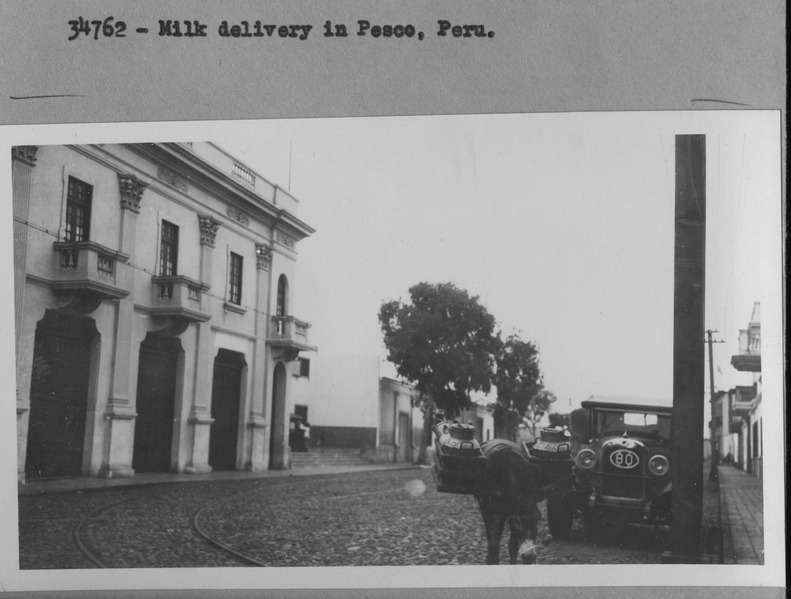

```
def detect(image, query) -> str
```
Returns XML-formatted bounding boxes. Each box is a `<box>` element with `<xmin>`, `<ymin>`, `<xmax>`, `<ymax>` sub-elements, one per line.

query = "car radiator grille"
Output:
<box><xmin>600</xmin><ymin>446</ymin><xmax>645</xmax><ymax>499</ymax></box>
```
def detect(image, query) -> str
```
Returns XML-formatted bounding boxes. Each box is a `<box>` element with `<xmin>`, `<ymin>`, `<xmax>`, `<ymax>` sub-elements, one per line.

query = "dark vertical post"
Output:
<box><xmin>663</xmin><ymin>134</ymin><xmax>707</xmax><ymax>562</ymax></box>
<box><xmin>706</xmin><ymin>329</ymin><xmax>721</xmax><ymax>482</ymax></box>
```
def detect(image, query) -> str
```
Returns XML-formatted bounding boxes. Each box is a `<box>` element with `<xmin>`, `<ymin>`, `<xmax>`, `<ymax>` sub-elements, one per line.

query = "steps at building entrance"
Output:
<box><xmin>290</xmin><ymin>449</ymin><xmax>373</xmax><ymax>469</ymax></box>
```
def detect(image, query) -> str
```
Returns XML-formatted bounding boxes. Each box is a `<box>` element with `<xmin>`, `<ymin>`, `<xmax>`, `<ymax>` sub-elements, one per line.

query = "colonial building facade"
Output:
<box><xmin>13</xmin><ymin>143</ymin><xmax>315</xmax><ymax>481</ymax></box>
<box><xmin>729</xmin><ymin>302</ymin><xmax>763</xmax><ymax>478</ymax></box>
<box><xmin>709</xmin><ymin>302</ymin><xmax>763</xmax><ymax>478</ymax></box>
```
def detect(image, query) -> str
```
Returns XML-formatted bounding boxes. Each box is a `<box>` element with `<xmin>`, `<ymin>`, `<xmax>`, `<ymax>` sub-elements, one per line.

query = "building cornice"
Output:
<box><xmin>67</xmin><ymin>144</ymin><xmax>309</xmax><ymax>254</ymax></box>
<box><xmin>12</xmin><ymin>145</ymin><xmax>38</xmax><ymax>166</ymax></box>
<box><xmin>126</xmin><ymin>143</ymin><xmax>316</xmax><ymax>241</ymax></box>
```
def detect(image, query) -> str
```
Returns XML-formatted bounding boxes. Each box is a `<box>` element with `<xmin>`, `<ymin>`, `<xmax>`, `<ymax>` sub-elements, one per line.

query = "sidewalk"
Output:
<box><xmin>18</xmin><ymin>462</ymin><xmax>421</xmax><ymax>496</ymax></box>
<box><xmin>717</xmin><ymin>463</ymin><xmax>764</xmax><ymax>565</ymax></box>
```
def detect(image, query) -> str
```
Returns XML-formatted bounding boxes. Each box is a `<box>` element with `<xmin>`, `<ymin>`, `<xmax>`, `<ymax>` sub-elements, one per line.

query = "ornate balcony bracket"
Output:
<box><xmin>151</xmin><ymin>315</ymin><xmax>192</xmax><ymax>337</ymax></box>
<box><xmin>270</xmin><ymin>347</ymin><xmax>304</xmax><ymax>362</ymax></box>
<box><xmin>266</xmin><ymin>315</ymin><xmax>317</xmax><ymax>362</ymax></box>
<box><xmin>56</xmin><ymin>290</ymin><xmax>104</xmax><ymax>315</ymax></box>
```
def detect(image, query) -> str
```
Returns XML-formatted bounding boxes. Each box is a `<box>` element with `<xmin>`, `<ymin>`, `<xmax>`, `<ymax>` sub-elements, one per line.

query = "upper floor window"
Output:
<box><xmin>229</xmin><ymin>252</ymin><xmax>243</xmax><ymax>305</ymax></box>
<box><xmin>276</xmin><ymin>274</ymin><xmax>287</xmax><ymax>317</ymax></box>
<box><xmin>159</xmin><ymin>220</ymin><xmax>179</xmax><ymax>276</ymax></box>
<box><xmin>65</xmin><ymin>176</ymin><xmax>92</xmax><ymax>242</ymax></box>
<box><xmin>294</xmin><ymin>357</ymin><xmax>310</xmax><ymax>378</ymax></box>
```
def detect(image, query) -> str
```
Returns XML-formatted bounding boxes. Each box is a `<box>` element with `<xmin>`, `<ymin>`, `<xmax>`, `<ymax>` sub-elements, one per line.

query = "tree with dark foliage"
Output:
<box><xmin>492</xmin><ymin>335</ymin><xmax>544</xmax><ymax>441</ymax></box>
<box><xmin>379</xmin><ymin>282</ymin><xmax>500</xmax><ymax>464</ymax></box>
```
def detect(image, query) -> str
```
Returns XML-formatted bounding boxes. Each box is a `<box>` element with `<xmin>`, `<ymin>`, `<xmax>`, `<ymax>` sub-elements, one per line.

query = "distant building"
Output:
<box><xmin>377</xmin><ymin>377</ymin><xmax>422</xmax><ymax>463</ymax></box>
<box><xmin>13</xmin><ymin>143</ymin><xmax>315</xmax><ymax>481</ymax></box>
<box><xmin>711</xmin><ymin>302</ymin><xmax>763</xmax><ymax>478</ymax></box>
<box><xmin>458</xmin><ymin>403</ymin><xmax>495</xmax><ymax>443</ymax></box>
<box><xmin>290</xmin><ymin>354</ymin><xmax>381</xmax><ymax>454</ymax></box>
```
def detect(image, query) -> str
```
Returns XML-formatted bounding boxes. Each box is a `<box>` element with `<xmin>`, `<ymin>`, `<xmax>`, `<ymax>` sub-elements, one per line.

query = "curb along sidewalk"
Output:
<box><xmin>18</xmin><ymin>462</ymin><xmax>422</xmax><ymax>496</ymax></box>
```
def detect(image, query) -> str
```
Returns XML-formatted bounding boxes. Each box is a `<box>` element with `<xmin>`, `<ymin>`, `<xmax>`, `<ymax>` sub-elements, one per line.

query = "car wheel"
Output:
<box><xmin>547</xmin><ymin>487</ymin><xmax>574</xmax><ymax>540</ymax></box>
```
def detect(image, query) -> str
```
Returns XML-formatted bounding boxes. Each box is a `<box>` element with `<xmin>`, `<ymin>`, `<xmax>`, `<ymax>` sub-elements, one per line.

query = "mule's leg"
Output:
<box><xmin>512</xmin><ymin>517</ymin><xmax>539</xmax><ymax>565</ymax></box>
<box><xmin>507</xmin><ymin>518</ymin><xmax>525</xmax><ymax>565</ymax></box>
<box><xmin>478</xmin><ymin>497</ymin><xmax>506</xmax><ymax>565</ymax></box>
<box><xmin>485</xmin><ymin>514</ymin><xmax>506</xmax><ymax>565</ymax></box>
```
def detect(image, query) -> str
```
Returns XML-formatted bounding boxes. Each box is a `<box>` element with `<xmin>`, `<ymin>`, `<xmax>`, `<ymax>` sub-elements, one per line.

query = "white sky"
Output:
<box><xmin>209</xmin><ymin>111</ymin><xmax>781</xmax><ymax>413</ymax></box>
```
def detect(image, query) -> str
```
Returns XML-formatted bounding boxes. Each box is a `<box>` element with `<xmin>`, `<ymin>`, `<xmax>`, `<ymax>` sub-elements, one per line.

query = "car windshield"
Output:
<box><xmin>594</xmin><ymin>410</ymin><xmax>671</xmax><ymax>439</ymax></box>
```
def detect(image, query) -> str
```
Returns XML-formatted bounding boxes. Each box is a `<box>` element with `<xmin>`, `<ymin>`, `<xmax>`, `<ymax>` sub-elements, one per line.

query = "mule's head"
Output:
<box><xmin>517</xmin><ymin>538</ymin><xmax>538</xmax><ymax>564</ymax></box>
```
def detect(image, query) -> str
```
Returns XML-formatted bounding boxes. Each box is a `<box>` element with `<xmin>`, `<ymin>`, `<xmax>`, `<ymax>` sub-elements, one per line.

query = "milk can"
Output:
<box><xmin>532</xmin><ymin>427</ymin><xmax>572</xmax><ymax>459</ymax></box>
<box><xmin>523</xmin><ymin>426</ymin><xmax>574</xmax><ymax>486</ymax></box>
<box><xmin>431</xmin><ymin>422</ymin><xmax>486</xmax><ymax>494</ymax></box>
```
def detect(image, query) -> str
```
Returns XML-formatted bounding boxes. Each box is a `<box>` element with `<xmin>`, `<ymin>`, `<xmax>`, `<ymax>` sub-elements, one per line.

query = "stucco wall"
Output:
<box><xmin>291</xmin><ymin>354</ymin><xmax>380</xmax><ymax>429</ymax></box>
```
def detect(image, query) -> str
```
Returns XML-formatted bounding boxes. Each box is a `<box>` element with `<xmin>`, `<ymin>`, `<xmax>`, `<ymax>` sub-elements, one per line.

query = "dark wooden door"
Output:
<box><xmin>133</xmin><ymin>336</ymin><xmax>178</xmax><ymax>473</ymax></box>
<box><xmin>25</xmin><ymin>316</ymin><xmax>92</xmax><ymax>479</ymax></box>
<box><xmin>209</xmin><ymin>353</ymin><xmax>242</xmax><ymax>471</ymax></box>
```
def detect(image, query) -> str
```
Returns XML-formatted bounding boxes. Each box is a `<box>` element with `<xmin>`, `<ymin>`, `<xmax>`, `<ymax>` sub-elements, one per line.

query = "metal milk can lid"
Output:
<box><xmin>449</xmin><ymin>423</ymin><xmax>476</xmax><ymax>440</ymax></box>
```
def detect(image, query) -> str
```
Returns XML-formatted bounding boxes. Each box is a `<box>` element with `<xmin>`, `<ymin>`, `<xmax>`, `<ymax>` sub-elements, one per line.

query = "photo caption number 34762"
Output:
<box><xmin>67</xmin><ymin>17</ymin><xmax>127</xmax><ymax>40</ymax></box>
<box><xmin>66</xmin><ymin>18</ymin><xmax>495</xmax><ymax>41</ymax></box>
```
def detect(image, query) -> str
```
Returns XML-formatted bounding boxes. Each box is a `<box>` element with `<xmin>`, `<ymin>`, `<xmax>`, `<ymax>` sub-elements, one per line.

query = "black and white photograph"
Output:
<box><xmin>2</xmin><ymin>111</ymin><xmax>783</xmax><ymax>592</ymax></box>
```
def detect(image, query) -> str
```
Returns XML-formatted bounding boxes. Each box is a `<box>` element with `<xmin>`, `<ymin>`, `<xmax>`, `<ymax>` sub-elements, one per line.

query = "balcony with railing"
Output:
<box><xmin>732</xmin><ymin>328</ymin><xmax>761</xmax><ymax>372</ymax></box>
<box><xmin>267</xmin><ymin>315</ymin><xmax>317</xmax><ymax>360</ymax></box>
<box><xmin>150</xmin><ymin>275</ymin><xmax>211</xmax><ymax>322</ymax></box>
<box><xmin>51</xmin><ymin>241</ymin><xmax>130</xmax><ymax>299</ymax></box>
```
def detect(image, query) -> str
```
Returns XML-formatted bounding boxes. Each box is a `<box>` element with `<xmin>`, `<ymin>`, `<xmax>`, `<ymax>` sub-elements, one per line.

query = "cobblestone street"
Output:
<box><xmin>19</xmin><ymin>468</ymin><xmax>667</xmax><ymax>569</ymax></box>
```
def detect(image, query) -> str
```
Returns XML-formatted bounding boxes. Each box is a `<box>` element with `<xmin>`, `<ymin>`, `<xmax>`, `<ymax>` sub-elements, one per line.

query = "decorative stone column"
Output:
<box><xmin>185</xmin><ymin>214</ymin><xmax>220</xmax><ymax>473</ymax></box>
<box><xmin>185</xmin><ymin>321</ymin><xmax>215</xmax><ymax>474</ymax></box>
<box><xmin>101</xmin><ymin>173</ymin><xmax>148</xmax><ymax>477</ymax></box>
<box><xmin>245</xmin><ymin>244</ymin><xmax>273</xmax><ymax>471</ymax></box>
<box><xmin>198</xmin><ymin>214</ymin><xmax>219</xmax><ymax>282</ymax></box>
<box><xmin>12</xmin><ymin>146</ymin><xmax>37</xmax><ymax>356</ymax></box>
<box><xmin>13</xmin><ymin>146</ymin><xmax>37</xmax><ymax>481</ymax></box>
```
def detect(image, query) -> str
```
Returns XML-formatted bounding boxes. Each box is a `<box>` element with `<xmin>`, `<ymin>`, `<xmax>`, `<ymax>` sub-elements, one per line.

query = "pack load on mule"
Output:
<box><xmin>431</xmin><ymin>422</ymin><xmax>575</xmax><ymax>496</ymax></box>
<box><xmin>522</xmin><ymin>426</ymin><xmax>575</xmax><ymax>487</ymax></box>
<box><xmin>431</xmin><ymin>422</ymin><xmax>487</xmax><ymax>494</ymax></box>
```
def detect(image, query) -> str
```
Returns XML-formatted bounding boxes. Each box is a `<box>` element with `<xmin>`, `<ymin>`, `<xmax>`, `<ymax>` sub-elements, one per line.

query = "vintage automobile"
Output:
<box><xmin>546</xmin><ymin>395</ymin><xmax>673</xmax><ymax>539</ymax></box>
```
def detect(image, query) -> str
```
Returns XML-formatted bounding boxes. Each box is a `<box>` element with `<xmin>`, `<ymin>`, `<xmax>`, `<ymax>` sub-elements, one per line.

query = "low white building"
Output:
<box><xmin>290</xmin><ymin>354</ymin><xmax>381</xmax><ymax>453</ymax></box>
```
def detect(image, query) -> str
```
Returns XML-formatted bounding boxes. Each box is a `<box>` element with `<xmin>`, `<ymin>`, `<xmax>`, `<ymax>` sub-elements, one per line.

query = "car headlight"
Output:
<box><xmin>648</xmin><ymin>454</ymin><xmax>670</xmax><ymax>476</ymax></box>
<box><xmin>575</xmin><ymin>448</ymin><xmax>597</xmax><ymax>470</ymax></box>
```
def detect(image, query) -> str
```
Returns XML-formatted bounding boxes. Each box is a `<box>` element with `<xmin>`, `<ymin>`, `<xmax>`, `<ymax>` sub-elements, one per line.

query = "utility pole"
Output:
<box><xmin>706</xmin><ymin>329</ymin><xmax>725</xmax><ymax>481</ymax></box>
<box><xmin>662</xmin><ymin>134</ymin><xmax>707</xmax><ymax>564</ymax></box>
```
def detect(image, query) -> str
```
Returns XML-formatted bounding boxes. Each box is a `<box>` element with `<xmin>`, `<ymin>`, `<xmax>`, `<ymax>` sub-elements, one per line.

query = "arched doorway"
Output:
<box><xmin>133</xmin><ymin>334</ymin><xmax>181</xmax><ymax>473</ymax></box>
<box><xmin>209</xmin><ymin>349</ymin><xmax>246</xmax><ymax>471</ymax></box>
<box><xmin>269</xmin><ymin>362</ymin><xmax>287</xmax><ymax>469</ymax></box>
<box><xmin>25</xmin><ymin>310</ymin><xmax>97</xmax><ymax>479</ymax></box>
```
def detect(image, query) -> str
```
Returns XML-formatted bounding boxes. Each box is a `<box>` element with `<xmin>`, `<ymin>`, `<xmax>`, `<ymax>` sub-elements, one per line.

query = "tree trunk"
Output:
<box><xmin>493</xmin><ymin>413</ymin><xmax>517</xmax><ymax>442</ymax></box>
<box><xmin>416</xmin><ymin>404</ymin><xmax>434</xmax><ymax>465</ymax></box>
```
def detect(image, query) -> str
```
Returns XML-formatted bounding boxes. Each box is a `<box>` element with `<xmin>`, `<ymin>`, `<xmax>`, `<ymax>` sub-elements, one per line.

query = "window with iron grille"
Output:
<box><xmin>159</xmin><ymin>220</ymin><xmax>179</xmax><ymax>276</ymax></box>
<box><xmin>229</xmin><ymin>252</ymin><xmax>243</xmax><ymax>305</ymax></box>
<box><xmin>65</xmin><ymin>176</ymin><xmax>93</xmax><ymax>241</ymax></box>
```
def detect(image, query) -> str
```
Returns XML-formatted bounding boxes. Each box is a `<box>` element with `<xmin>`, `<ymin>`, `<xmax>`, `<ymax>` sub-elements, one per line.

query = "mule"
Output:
<box><xmin>475</xmin><ymin>439</ymin><xmax>543</xmax><ymax>564</ymax></box>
